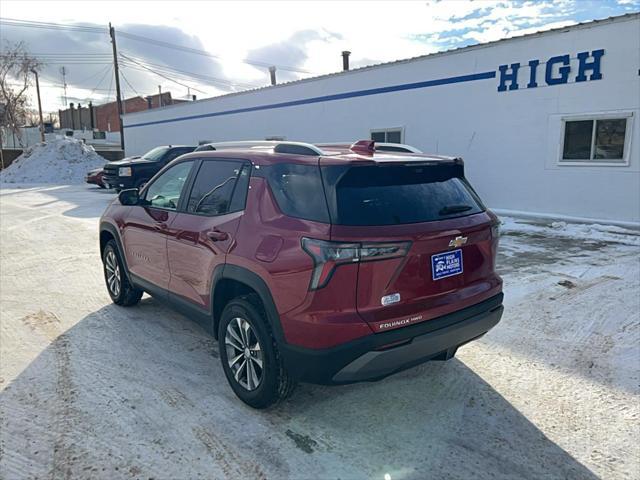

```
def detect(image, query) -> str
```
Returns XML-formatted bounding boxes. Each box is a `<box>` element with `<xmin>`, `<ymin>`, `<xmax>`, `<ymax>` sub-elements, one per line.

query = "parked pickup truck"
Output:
<box><xmin>103</xmin><ymin>145</ymin><xmax>196</xmax><ymax>191</ymax></box>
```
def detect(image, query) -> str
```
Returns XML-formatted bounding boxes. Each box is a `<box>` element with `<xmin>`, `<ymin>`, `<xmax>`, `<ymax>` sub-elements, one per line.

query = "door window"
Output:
<box><xmin>186</xmin><ymin>160</ymin><xmax>249</xmax><ymax>216</ymax></box>
<box><xmin>144</xmin><ymin>161</ymin><xmax>194</xmax><ymax>210</ymax></box>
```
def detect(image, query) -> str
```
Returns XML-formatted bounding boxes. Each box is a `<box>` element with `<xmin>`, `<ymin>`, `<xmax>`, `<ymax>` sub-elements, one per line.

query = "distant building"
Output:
<box><xmin>59</xmin><ymin>92</ymin><xmax>188</xmax><ymax>132</ymax></box>
<box><xmin>122</xmin><ymin>14</ymin><xmax>640</xmax><ymax>225</ymax></box>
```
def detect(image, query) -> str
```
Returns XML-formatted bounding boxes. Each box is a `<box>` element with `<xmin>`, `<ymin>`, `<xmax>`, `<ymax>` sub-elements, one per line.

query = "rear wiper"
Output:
<box><xmin>439</xmin><ymin>204</ymin><xmax>473</xmax><ymax>216</ymax></box>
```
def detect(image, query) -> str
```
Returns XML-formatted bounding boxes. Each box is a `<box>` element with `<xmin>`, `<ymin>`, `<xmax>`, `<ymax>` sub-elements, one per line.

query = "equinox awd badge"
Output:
<box><xmin>381</xmin><ymin>293</ymin><xmax>401</xmax><ymax>306</ymax></box>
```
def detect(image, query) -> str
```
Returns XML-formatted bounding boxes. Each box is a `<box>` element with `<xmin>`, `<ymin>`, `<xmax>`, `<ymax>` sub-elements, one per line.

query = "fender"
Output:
<box><xmin>99</xmin><ymin>221</ymin><xmax>133</xmax><ymax>284</ymax></box>
<box><xmin>212</xmin><ymin>264</ymin><xmax>286</xmax><ymax>344</ymax></box>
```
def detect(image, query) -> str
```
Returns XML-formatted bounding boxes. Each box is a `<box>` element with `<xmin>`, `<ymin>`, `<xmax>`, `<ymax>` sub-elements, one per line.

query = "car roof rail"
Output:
<box><xmin>314</xmin><ymin>141</ymin><xmax>423</xmax><ymax>153</ymax></box>
<box><xmin>199</xmin><ymin>140</ymin><xmax>325</xmax><ymax>156</ymax></box>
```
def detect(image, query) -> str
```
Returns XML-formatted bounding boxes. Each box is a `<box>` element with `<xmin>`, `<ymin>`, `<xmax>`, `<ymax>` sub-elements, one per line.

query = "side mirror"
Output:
<box><xmin>118</xmin><ymin>188</ymin><xmax>140</xmax><ymax>206</ymax></box>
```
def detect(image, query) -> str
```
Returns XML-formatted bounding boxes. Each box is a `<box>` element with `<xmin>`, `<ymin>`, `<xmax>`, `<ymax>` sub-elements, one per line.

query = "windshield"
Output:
<box><xmin>321</xmin><ymin>163</ymin><xmax>484</xmax><ymax>226</ymax></box>
<box><xmin>142</xmin><ymin>146</ymin><xmax>170</xmax><ymax>162</ymax></box>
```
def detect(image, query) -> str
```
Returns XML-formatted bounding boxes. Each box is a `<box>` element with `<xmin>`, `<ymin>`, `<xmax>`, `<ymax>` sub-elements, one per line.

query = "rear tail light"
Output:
<box><xmin>491</xmin><ymin>222</ymin><xmax>500</xmax><ymax>239</ymax></box>
<box><xmin>301</xmin><ymin>237</ymin><xmax>411</xmax><ymax>290</ymax></box>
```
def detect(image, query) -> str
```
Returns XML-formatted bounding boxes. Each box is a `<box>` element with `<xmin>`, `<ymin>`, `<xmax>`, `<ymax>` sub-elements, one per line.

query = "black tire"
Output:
<box><xmin>98</xmin><ymin>183</ymin><xmax>106</xmax><ymax>189</ymax></box>
<box><xmin>218</xmin><ymin>294</ymin><xmax>296</xmax><ymax>409</ymax></box>
<box><xmin>102</xmin><ymin>240</ymin><xmax>143</xmax><ymax>306</ymax></box>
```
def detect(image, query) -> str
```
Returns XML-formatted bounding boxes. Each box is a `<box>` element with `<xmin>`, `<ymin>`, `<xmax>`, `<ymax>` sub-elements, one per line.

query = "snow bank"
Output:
<box><xmin>500</xmin><ymin>215</ymin><xmax>640</xmax><ymax>246</ymax></box>
<box><xmin>0</xmin><ymin>137</ymin><xmax>106</xmax><ymax>184</ymax></box>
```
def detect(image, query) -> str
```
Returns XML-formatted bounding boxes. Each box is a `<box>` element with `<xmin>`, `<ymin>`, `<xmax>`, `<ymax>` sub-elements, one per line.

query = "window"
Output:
<box><xmin>560</xmin><ymin>114</ymin><xmax>632</xmax><ymax>165</ymax></box>
<box><xmin>262</xmin><ymin>163</ymin><xmax>330</xmax><ymax>223</ymax></box>
<box><xmin>144</xmin><ymin>161</ymin><xmax>193</xmax><ymax>210</ymax></box>
<box><xmin>321</xmin><ymin>164</ymin><xmax>483</xmax><ymax>226</ymax></box>
<box><xmin>142</xmin><ymin>146</ymin><xmax>170</xmax><ymax>161</ymax></box>
<box><xmin>163</xmin><ymin>147</ymin><xmax>195</xmax><ymax>163</ymax></box>
<box><xmin>186</xmin><ymin>160</ymin><xmax>248</xmax><ymax>216</ymax></box>
<box><xmin>371</xmin><ymin>128</ymin><xmax>403</xmax><ymax>144</ymax></box>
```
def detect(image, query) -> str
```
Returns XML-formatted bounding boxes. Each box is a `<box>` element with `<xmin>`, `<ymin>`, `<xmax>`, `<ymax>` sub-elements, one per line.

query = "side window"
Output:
<box><xmin>144</xmin><ymin>161</ymin><xmax>193</xmax><ymax>210</ymax></box>
<box><xmin>186</xmin><ymin>160</ymin><xmax>246</xmax><ymax>216</ymax></box>
<box><xmin>262</xmin><ymin>163</ymin><xmax>330</xmax><ymax>222</ymax></box>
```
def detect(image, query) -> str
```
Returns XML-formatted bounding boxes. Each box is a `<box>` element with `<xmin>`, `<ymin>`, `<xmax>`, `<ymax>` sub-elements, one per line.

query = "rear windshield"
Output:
<box><xmin>321</xmin><ymin>163</ymin><xmax>484</xmax><ymax>226</ymax></box>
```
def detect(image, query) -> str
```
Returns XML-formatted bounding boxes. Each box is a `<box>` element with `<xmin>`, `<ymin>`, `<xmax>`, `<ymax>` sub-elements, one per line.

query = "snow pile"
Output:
<box><xmin>0</xmin><ymin>137</ymin><xmax>106</xmax><ymax>184</ymax></box>
<box><xmin>500</xmin><ymin>216</ymin><xmax>640</xmax><ymax>246</ymax></box>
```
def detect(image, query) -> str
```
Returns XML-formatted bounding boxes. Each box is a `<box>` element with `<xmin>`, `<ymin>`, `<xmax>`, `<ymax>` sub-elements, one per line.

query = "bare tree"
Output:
<box><xmin>0</xmin><ymin>41</ymin><xmax>40</xmax><ymax>149</ymax></box>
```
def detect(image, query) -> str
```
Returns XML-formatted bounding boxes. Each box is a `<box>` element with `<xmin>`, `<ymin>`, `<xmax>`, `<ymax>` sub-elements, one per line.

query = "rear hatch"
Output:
<box><xmin>320</xmin><ymin>158</ymin><xmax>501</xmax><ymax>333</ymax></box>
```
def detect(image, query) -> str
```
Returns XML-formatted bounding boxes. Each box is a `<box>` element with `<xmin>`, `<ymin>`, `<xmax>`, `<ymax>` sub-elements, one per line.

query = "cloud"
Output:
<box><xmin>245</xmin><ymin>29</ymin><xmax>341</xmax><ymax>83</ymax></box>
<box><xmin>1</xmin><ymin>0</ymin><xmax>636</xmax><ymax>112</ymax></box>
<box><xmin>0</xmin><ymin>21</ymin><xmax>247</xmax><ymax>111</ymax></box>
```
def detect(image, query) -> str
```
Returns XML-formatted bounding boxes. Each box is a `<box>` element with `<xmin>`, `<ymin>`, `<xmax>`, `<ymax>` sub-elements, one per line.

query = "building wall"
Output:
<box><xmin>122</xmin><ymin>15</ymin><xmax>640</xmax><ymax>224</ymax></box>
<box><xmin>59</xmin><ymin>104</ymin><xmax>95</xmax><ymax>130</ymax></box>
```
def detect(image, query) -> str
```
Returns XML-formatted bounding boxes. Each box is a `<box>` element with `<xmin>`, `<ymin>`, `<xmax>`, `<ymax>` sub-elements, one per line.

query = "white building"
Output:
<box><xmin>123</xmin><ymin>13</ymin><xmax>640</xmax><ymax>226</ymax></box>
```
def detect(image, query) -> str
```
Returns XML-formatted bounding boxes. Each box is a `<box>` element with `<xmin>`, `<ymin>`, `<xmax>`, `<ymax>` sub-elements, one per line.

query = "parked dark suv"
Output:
<box><xmin>103</xmin><ymin>145</ymin><xmax>196</xmax><ymax>191</ymax></box>
<box><xmin>99</xmin><ymin>140</ymin><xmax>503</xmax><ymax>408</ymax></box>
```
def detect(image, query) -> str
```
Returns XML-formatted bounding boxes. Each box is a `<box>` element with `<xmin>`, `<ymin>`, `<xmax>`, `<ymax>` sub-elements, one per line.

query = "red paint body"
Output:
<box><xmin>85</xmin><ymin>168</ymin><xmax>106</xmax><ymax>188</ymax></box>
<box><xmin>101</xmin><ymin>144</ymin><xmax>502</xmax><ymax>352</ymax></box>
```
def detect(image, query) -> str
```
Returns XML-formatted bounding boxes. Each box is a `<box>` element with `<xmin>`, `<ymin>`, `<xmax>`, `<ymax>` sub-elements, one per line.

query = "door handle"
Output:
<box><xmin>207</xmin><ymin>230</ymin><xmax>229</xmax><ymax>242</ymax></box>
<box><xmin>154</xmin><ymin>222</ymin><xmax>168</xmax><ymax>231</ymax></box>
<box><xmin>176</xmin><ymin>230</ymin><xmax>198</xmax><ymax>243</ymax></box>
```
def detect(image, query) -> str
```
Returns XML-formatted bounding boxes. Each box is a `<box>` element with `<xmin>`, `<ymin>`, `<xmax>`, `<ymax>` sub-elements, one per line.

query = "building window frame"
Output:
<box><xmin>558</xmin><ymin>112</ymin><xmax>633</xmax><ymax>167</ymax></box>
<box><xmin>370</xmin><ymin>127</ymin><xmax>405</xmax><ymax>144</ymax></box>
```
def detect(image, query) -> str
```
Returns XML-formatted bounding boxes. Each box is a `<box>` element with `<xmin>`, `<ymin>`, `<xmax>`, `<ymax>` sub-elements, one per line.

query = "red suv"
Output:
<box><xmin>99</xmin><ymin>140</ymin><xmax>503</xmax><ymax>408</ymax></box>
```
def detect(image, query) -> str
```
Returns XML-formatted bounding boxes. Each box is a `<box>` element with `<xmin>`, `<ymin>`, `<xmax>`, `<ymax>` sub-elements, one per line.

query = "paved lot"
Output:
<box><xmin>1</xmin><ymin>184</ymin><xmax>638</xmax><ymax>480</ymax></box>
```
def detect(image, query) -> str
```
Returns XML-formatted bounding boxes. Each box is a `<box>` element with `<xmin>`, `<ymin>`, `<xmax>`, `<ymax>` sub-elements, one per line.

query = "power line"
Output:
<box><xmin>74</xmin><ymin>64</ymin><xmax>113</xmax><ymax>85</ymax></box>
<box><xmin>2</xmin><ymin>18</ymin><xmax>316</xmax><ymax>75</ymax></box>
<box><xmin>116</xmin><ymin>30</ymin><xmax>316</xmax><ymax>75</ymax></box>
<box><xmin>119</xmin><ymin>52</ymin><xmax>260</xmax><ymax>89</ymax></box>
<box><xmin>119</xmin><ymin>68</ymin><xmax>142</xmax><ymax>97</ymax></box>
<box><xmin>84</xmin><ymin>65</ymin><xmax>113</xmax><ymax>101</ymax></box>
<box><xmin>119</xmin><ymin>53</ymin><xmax>208</xmax><ymax>94</ymax></box>
<box><xmin>0</xmin><ymin>17</ymin><xmax>105</xmax><ymax>33</ymax></box>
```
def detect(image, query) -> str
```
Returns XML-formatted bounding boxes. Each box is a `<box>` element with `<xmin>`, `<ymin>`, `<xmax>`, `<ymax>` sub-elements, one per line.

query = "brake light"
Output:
<box><xmin>491</xmin><ymin>222</ymin><xmax>500</xmax><ymax>239</ymax></box>
<box><xmin>301</xmin><ymin>237</ymin><xmax>411</xmax><ymax>290</ymax></box>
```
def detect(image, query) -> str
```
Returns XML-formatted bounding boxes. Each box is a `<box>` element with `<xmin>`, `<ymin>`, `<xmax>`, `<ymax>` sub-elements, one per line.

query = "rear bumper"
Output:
<box><xmin>280</xmin><ymin>293</ymin><xmax>503</xmax><ymax>384</ymax></box>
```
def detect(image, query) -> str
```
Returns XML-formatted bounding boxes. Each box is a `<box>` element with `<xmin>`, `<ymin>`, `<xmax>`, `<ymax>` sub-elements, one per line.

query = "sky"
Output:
<box><xmin>1</xmin><ymin>0</ymin><xmax>638</xmax><ymax>114</ymax></box>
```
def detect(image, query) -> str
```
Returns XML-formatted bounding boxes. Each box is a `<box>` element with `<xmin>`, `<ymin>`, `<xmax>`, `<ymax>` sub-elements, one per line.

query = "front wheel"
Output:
<box><xmin>102</xmin><ymin>240</ymin><xmax>143</xmax><ymax>306</ymax></box>
<box><xmin>218</xmin><ymin>294</ymin><xmax>296</xmax><ymax>409</ymax></box>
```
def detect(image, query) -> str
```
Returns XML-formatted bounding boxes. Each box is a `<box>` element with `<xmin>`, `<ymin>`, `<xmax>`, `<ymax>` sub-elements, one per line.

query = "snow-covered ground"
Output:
<box><xmin>0</xmin><ymin>184</ymin><xmax>638</xmax><ymax>479</ymax></box>
<box><xmin>0</xmin><ymin>138</ymin><xmax>106</xmax><ymax>184</ymax></box>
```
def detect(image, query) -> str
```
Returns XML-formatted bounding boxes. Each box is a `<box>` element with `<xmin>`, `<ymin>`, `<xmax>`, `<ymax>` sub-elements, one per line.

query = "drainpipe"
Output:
<box><xmin>342</xmin><ymin>51</ymin><xmax>351</xmax><ymax>71</ymax></box>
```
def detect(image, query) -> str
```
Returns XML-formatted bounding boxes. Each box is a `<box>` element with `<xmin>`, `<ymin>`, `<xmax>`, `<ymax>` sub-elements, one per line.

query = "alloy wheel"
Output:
<box><xmin>105</xmin><ymin>250</ymin><xmax>121</xmax><ymax>297</ymax></box>
<box><xmin>225</xmin><ymin>317</ymin><xmax>264</xmax><ymax>391</ymax></box>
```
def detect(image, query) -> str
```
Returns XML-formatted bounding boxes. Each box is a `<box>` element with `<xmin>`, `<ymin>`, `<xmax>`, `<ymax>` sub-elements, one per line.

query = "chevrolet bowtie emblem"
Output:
<box><xmin>449</xmin><ymin>236</ymin><xmax>468</xmax><ymax>248</ymax></box>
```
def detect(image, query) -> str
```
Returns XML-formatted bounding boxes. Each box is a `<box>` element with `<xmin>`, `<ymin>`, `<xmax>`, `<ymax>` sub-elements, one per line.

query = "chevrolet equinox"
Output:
<box><xmin>99</xmin><ymin>140</ymin><xmax>504</xmax><ymax>408</ymax></box>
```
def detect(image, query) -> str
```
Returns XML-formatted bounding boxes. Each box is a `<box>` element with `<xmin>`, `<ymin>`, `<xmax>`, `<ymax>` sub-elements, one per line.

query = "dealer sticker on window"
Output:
<box><xmin>431</xmin><ymin>249</ymin><xmax>463</xmax><ymax>280</ymax></box>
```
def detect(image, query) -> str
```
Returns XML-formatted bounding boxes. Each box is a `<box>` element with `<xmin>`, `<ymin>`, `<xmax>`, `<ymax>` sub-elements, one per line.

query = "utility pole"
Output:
<box><xmin>109</xmin><ymin>22</ymin><xmax>125</xmax><ymax>151</ymax></box>
<box><xmin>60</xmin><ymin>67</ymin><xmax>68</xmax><ymax>106</ymax></box>
<box><xmin>31</xmin><ymin>69</ymin><xmax>45</xmax><ymax>142</ymax></box>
